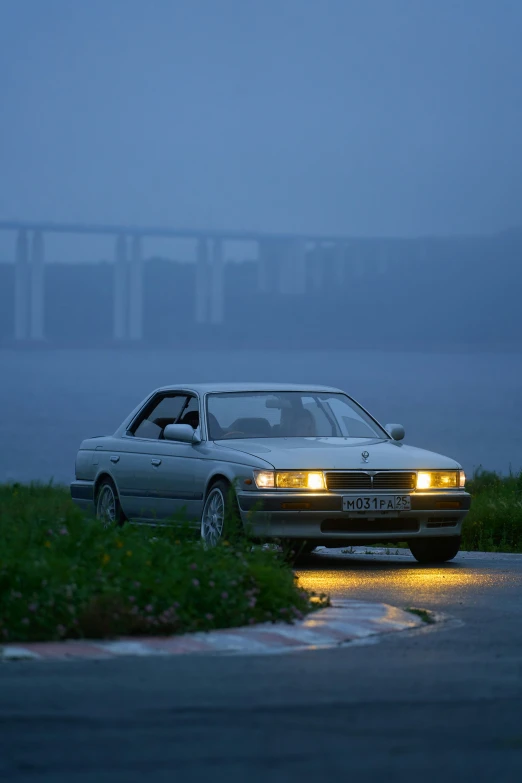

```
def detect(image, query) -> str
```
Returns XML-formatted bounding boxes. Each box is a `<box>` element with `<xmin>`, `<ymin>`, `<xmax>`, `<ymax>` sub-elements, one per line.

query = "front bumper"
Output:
<box><xmin>237</xmin><ymin>491</ymin><xmax>471</xmax><ymax>543</ymax></box>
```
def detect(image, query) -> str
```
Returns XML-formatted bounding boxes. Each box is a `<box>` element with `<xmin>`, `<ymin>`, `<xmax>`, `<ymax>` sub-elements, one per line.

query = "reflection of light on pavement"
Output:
<box><xmin>295</xmin><ymin>559</ymin><xmax>504</xmax><ymax>609</ymax></box>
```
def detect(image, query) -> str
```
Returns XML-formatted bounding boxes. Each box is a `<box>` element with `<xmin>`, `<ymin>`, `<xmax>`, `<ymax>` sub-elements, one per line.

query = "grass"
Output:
<box><xmin>405</xmin><ymin>607</ymin><xmax>436</xmax><ymax>624</ymax></box>
<box><xmin>0</xmin><ymin>484</ymin><xmax>329</xmax><ymax>644</ymax></box>
<box><xmin>461</xmin><ymin>469</ymin><xmax>522</xmax><ymax>552</ymax></box>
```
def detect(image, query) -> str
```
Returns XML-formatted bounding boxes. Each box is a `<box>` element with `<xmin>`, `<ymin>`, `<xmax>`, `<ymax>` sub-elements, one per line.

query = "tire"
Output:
<box><xmin>281</xmin><ymin>539</ymin><xmax>316</xmax><ymax>564</ymax></box>
<box><xmin>408</xmin><ymin>536</ymin><xmax>461</xmax><ymax>564</ymax></box>
<box><xmin>95</xmin><ymin>478</ymin><xmax>126</xmax><ymax>528</ymax></box>
<box><xmin>201</xmin><ymin>479</ymin><xmax>242</xmax><ymax>547</ymax></box>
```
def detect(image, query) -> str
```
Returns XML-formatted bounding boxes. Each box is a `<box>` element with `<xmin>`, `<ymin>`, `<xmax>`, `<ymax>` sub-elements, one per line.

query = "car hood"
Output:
<box><xmin>214</xmin><ymin>437</ymin><xmax>461</xmax><ymax>471</ymax></box>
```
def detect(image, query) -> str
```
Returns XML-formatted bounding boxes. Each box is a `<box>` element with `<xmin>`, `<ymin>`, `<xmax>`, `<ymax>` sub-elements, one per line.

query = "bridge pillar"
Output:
<box><xmin>129</xmin><ymin>235</ymin><xmax>143</xmax><ymax>340</ymax></box>
<box><xmin>195</xmin><ymin>237</ymin><xmax>209</xmax><ymax>324</ymax></box>
<box><xmin>278</xmin><ymin>238</ymin><xmax>306</xmax><ymax>295</ymax></box>
<box><xmin>210</xmin><ymin>238</ymin><xmax>224</xmax><ymax>325</ymax></box>
<box><xmin>377</xmin><ymin>243</ymin><xmax>389</xmax><ymax>275</ymax></box>
<box><xmin>310</xmin><ymin>242</ymin><xmax>324</xmax><ymax>291</ymax></box>
<box><xmin>113</xmin><ymin>234</ymin><xmax>128</xmax><ymax>340</ymax></box>
<box><xmin>333</xmin><ymin>243</ymin><xmax>345</xmax><ymax>286</ymax></box>
<box><xmin>14</xmin><ymin>230</ymin><xmax>29</xmax><ymax>340</ymax></box>
<box><xmin>257</xmin><ymin>239</ymin><xmax>272</xmax><ymax>293</ymax></box>
<box><xmin>30</xmin><ymin>231</ymin><xmax>45</xmax><ymax>340</ymax></box>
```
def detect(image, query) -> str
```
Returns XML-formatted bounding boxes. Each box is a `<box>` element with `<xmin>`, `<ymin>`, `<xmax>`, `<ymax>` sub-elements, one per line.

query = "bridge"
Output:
<box><xmin>0</xmin><ymin>219</ymin><xmax>384</xmax><ymax>342</ymax></box>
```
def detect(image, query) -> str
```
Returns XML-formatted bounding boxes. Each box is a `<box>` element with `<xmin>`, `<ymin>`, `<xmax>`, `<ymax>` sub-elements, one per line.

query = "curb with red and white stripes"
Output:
<box><xmin>0</xmin><ymin>600</ymin><xmax>424</xmax><ymax>662</ymax></box>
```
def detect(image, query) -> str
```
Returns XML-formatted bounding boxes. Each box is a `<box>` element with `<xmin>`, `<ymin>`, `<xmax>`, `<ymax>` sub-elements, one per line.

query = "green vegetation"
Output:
<box><xmin>462</xmin><ymin>469</ymin><xmax>522</xmax><ymax>553</ymax></box>
<box><xmin>0</xmin><ymin>484</ymin><xmax>328</xmax><ymax>644</ymax></box>
<box><xmin>405</xmin><ymin>607</ymin><xmax>436</xmax><ymax>624</ymax></box>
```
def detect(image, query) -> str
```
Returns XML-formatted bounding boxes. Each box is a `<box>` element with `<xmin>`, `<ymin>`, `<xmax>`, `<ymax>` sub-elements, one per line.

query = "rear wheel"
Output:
<box><xmin>96</xmin><ymin>479</ymin><xmax>125</xmax><ymax>528</ymax></box>
<box><xmin>408</xmin><ymin>536</ymin><xmax>461</xmax><ymax>564</ymax></box>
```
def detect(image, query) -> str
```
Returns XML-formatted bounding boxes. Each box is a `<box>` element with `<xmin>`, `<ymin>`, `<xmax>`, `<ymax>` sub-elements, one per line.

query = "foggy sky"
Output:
<box><xmin>1</xmin><ymin>0</ymin><xmax>522</xmax><ymax>240</ymax></box>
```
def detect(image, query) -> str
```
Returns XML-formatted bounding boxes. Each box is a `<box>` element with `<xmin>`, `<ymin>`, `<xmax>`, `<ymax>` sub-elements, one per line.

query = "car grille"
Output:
<box><xmin>325</xmin><ymin>471</ymin><xmax>416</xmax><ymax>492</ymax></box>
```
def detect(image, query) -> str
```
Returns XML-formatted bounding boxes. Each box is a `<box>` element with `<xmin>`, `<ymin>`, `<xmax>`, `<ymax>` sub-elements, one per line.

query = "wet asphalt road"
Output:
<box><xmin>1</xmin><ymin>549</ymin><xmax>522</xmax><ymax>783</ymax></box>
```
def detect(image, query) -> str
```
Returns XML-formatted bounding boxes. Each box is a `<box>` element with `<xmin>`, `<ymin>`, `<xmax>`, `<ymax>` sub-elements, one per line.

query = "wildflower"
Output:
<box><xmin>248</xmin><ymin>598</ymin><xmax>257</xmax><ymax>608</ymax></box>
<box><xmin>44</xmin><ymin>541</ymin><xmax>52</xmax><ymax>548</ymax></box>
<box><xmin>190</xmin><ymin>563</ymin><xmax>197</xmax><ymax>570</ymax></box>
<box><xmin>126</xmin><ymin>550</ymin><xmax>132</xmax><ymax>557</ymax></box>
<box><xmin>192</xmin><ymin>578</ymin><xmax>200</xmax><ymax>587</ymax></box>
<box><xmin>175</xmin><ymin>540</ymin><xmax>181</xmax><ymax>545</ymax></box>
<box><xmin>59</xmin><ymin>527</ymin><xmax>69</xmax><ymax>536</ymax></box>
<box><xmin>129</xmin><ymin>596</ymin><xmax>136</xmax><ymax>603</ymax></box>
<box><xmin>133</xmin><ymin>581</ymin><xmax>141</xmax><ymax>588</ymax></box>
<box><xmin>205</xmin><ymin>613</ymin><xmax>214</xmax><ymax>621</ymax></box>
<box><xmin>145</xmin><ymin>604</ymin><xmax>153</xmax><ymax>613</ymax></box>
<box><xmin>28</xmin><ymin>603</ymin><xmax>38</xmax><ymax>612</ymax></box>
<box><xmin>21</xmin><ymin>618</ymin><xmax>29</xmax><ymax>625</ymax></box>
<box><xmin>116</xmin><ymin>540</ymin><xmax>124</xmax><ymax>548</ymax></box>
<box><xmin>209</xmin><ymin>580</ymin><xmax>215</xmax><ymax>588</ymax></box>
<box><xmin>221</xmin><ymin>591</ymin><xmax>228</xmax><ymax>600</ymax></box>
<box><xmin>101</xmin><ymin>553</ymin><xmax>110</xmax><ymax>565</ymax></box>
<box><xmin>222</xmin><ymin>540</ymin><xmax>230</xmax><ymax>546</ymax></box>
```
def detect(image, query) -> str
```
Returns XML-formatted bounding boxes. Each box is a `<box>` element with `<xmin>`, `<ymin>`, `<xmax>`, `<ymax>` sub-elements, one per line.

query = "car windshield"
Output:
<box><xmin>206</xmin><ymin>391</ymin><xmax>387</xmax><ymax>440</ymax></box>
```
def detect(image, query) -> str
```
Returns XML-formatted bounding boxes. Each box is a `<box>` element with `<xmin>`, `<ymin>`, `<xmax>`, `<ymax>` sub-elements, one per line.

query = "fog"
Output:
<box><xmin>1</xmin><ymin>0</ymin><xmax>521</xmax><ymax>481</ymax></box>
<box><xmin>2</xmin><ymin>0</ymin><xmax>522</xmax><ymax>240</ymax></box>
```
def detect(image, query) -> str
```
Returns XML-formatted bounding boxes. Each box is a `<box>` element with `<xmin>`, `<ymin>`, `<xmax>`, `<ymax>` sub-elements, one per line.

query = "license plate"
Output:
<box><xmin>342</xmin><ymin>495</ymin><xmax>411</xmax><ymax>512</ymax></box>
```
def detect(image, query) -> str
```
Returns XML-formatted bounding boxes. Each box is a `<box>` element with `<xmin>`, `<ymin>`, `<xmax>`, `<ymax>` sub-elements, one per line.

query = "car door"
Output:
<box><xmin>122</xmin><ymin>392</ymin><xmax>205</xmax><ymax>522</ymax></box>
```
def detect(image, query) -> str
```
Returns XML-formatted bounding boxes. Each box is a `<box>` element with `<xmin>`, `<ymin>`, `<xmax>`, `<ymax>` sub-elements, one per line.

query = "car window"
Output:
<box><xmin>323</xmin><ymin>396</ymin><xmax>378</xmax><ymax>438</ymax></box>
<box><xmin>207</xmin><ymin>392</ymin><xmax>385</xmax><ymax>439</ymax></box>
<box><xmin>178</xmin><ymin>396</ymin><xmax>200</xmax><ymax>430</ymax></box>
<box><xmin>132</xmin><ymin>394</ymin><xmax>189</xmax><ymax>439</ymax></box>
<box><xmin>303</xmin><ymin>397</ymin><xmax>337</xmax><ymax>436</ymax></box>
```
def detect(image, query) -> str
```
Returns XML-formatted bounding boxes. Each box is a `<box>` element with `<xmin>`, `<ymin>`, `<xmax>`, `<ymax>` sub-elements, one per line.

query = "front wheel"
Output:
<box><xmin>200</xmin><ymin>480</ymin><xmax>243</xmax><ymax>547</ymax></box>
<box><xmin>280</xmin><ymin>539</ymin><xmax>316</xmax><ymax>564</ymax></box>
<box><xmin>408</xmin><ymin>536</ymin><xmax>461</xmax><ymax>564</ymax></box>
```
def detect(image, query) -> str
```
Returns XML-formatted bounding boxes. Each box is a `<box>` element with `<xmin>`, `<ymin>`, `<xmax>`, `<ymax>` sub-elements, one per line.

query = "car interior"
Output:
<box><xmin>131</xmin><ymin>394</ymin><xmax>200</xmax><ymax>439</ymax></box>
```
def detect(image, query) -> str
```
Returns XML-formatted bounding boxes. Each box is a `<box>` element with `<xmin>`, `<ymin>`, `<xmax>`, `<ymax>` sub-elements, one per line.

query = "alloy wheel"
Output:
<box><xmin>201</xmin><ymin>487</ymin><xmax>225</xmax><ymax>546</ymax></box>
<box><xmin>97</xmin><ymin>484</ymin><xmax>117</xmax><ymax>527</ymax></box>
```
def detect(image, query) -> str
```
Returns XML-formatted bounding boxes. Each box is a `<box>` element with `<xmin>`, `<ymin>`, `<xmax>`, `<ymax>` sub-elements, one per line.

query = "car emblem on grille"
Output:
<box><xmin>361</xmin><ymin>451</ymin><xmax>370</xmax><ymax>463</ymax></box>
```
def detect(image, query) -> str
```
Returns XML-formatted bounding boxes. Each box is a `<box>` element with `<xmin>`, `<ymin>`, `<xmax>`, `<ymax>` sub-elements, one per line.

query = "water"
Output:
<box><xmin>1</xmin><ymin>349</ymin><xmax>521</xmax><ymax>484</ymax></box>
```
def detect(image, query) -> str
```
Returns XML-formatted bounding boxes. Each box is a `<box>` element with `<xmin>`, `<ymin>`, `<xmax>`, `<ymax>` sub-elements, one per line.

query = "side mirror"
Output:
<box><xmin>385</xmin><ymin>423</ymin><xmax>405</xmax><ymax>441</ymax></box>
<box><xmin>163</xmin><ymin>424</ymin><xmax>201</xmax><ymax>444</ymax></box>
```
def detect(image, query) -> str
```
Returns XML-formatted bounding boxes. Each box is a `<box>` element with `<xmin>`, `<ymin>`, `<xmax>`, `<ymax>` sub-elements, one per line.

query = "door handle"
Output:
<box><xmin>151</xmin><ymin>458</ymin><xmax>162</xmax><ymax>467</ymax></box>
<box><xmin>110</xmin><ymin>455</ymin><xmax>120</xmax><ymax>464</ymax></box>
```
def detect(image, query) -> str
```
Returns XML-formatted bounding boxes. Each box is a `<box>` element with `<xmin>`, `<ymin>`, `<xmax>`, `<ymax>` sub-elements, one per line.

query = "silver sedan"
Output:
<box><xmin>71</xmin><ymin>383</ymin><xmax>471</xmax><ymax>563</ymax></box>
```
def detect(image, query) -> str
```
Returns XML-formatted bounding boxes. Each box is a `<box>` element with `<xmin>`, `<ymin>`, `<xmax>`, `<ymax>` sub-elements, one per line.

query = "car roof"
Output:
<box><xmin>155</xmin><ymin>382</ymin><xmax>344</xmax><ymax>395</ymax></box>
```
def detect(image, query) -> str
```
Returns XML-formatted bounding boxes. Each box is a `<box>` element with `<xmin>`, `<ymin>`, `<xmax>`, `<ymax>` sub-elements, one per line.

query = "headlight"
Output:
<box><xmin>416</xmin><ymin>471</ymin><xmax>459</xmax><ymax>490</ymax></box>
<box><xmin>253</xmin><ymin>470</ymin><xmax>326</xmax><ymax>490</ymax></box>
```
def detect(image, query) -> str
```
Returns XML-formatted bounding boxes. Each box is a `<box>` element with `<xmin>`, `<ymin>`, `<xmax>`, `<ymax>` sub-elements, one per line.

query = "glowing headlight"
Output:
<box><xmin>253</xmin><ymin>470</ymin><xmax>326</xmax><ymax>490</ymax></box>
<box><xmin>253</xmin><ymin>471</ymin><xmax>275</xmax><ymax>488</ymax></box>
<box><xmin>416</xmin><ymin>471</ymin><xmax>459</xmax><ymax>490</ymax></box>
